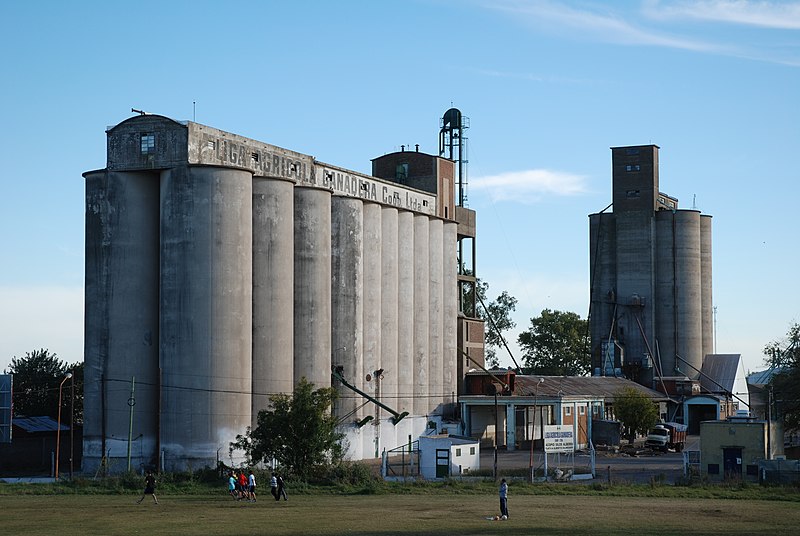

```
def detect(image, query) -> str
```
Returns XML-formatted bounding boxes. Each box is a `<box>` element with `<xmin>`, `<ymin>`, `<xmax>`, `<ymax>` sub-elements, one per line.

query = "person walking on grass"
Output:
<box><xmin>276</xmin><ymin>473</ymin><xmax>288</xmax><ymax>501</ymax></box>
<box><xmin>270</xmin><ymin>472</ymin><xmax>278</xmax><ymax>500</ymax></box>
<box><xmin>499</xmin><ymin>478</ymin><xmax>509</xmax><ymax>519</ymax></box>
<box><xmin>137</xmin><ymin>471</ymin><xmax>158</xmax><ymax>505</ymax></box>
<box><xmin>228</xmin><ymin>472</ymin><xmax>237</xmax><ymax>499</ymax></box>
<box><xmin>248</xmin><ymin>469</ymin><xmax>257</xmax><ymax>502</ymax></box>
<box><xmin>238</xmin><ymin>470</ymin><xmax>248</xmax><ymax>500</ymax></box>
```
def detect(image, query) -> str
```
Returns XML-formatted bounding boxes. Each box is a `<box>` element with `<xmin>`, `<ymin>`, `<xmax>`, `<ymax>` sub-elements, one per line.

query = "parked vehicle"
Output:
<box><xmin>645</xmin><ymin>422</ymin><xmax>687</xmax><ymax>452</ymax></box>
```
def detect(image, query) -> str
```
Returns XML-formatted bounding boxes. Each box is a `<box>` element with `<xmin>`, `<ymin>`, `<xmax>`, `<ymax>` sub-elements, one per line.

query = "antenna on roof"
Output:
<box><xmin>131</xmin><ymin>108</ymin><xmax>147</xmax><ymax>116</ymax></box>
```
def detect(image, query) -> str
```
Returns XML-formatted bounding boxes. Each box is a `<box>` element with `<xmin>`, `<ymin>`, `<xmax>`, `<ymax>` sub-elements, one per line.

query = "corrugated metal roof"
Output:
<box><xmin>700</xmin><ymin>354</ymin><xmax>741</xmax><ymax>393</ymax></box>
<box><xmin>747</xmin><ymin>368</ymin><xmax>783</xmax><ymax>387</ymax></box>
<box><xmin>13</xmin><ymin>416</ymin><xmax>68</xmax><ymax>433</ymax></box>
<box><xmin>512</xmin><ymin>375</ymin><xmax>666</xmax><ymax>400</ymax></box>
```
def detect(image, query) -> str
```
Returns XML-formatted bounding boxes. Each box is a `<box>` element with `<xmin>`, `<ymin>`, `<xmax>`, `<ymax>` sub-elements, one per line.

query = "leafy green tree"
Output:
<box><xmin>462</xmin><ymin>277</ymin><xmax>518</xmax><ymax>367</ymax></box>
<box><xmin>231</xmin><ymin>378</ymin><xmax>344</xmax><ymax>479</ymax></box>
<box><xmin>764</xmin><ymin>323</ymin><xmax>800</xmax><ymax>432</ymax></box>
<box><xmin>613</xmin><ymin>386</ymin><xmax>659</xmax><ymax>442</ymax></box>
<box><xmin>5</xmin><ymin>349</ymin><xmax>82</xmax><ymax>421</ymax></box>
<box><xmin>518</xmin><ymin>309</ymin><xmax>590</xmax><ymax>375</ymax></box>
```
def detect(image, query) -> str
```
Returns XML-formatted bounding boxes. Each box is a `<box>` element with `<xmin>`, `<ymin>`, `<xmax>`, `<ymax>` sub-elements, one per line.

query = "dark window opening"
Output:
<box><xmin>251</xmin><ymin>152</ymin><xmax>259</xmax><ymax>163</ymax></box>
<box><xmin>626</xmin><ymin>148</ymin><xmax>640</xmax><ymax>156</ymax></box>
<box><xmin>396</xmin><ymin>163</ymin><xmax>409</xmax><ymax>181</ymax></box>
<box><xmin>625</xmin><ymin>164</ymin><xmax>640</xmax><ymax>172</ymax></box>
<box><xmin>626</xmin><ymin>190</ymin><xmax>640</xmax><ymax>198</ymax></box>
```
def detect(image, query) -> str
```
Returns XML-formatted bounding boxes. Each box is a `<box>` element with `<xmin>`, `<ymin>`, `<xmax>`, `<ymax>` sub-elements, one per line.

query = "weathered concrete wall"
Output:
<box><xmin>362</xmin><ymin>202</ymin><xmax>382</xmax><ymax>457</ymax></box>
<box><xmin>82</xmin><ymin>169</ymin><xmax>161</xmax><ymax>472</ymax></box>
<box><xmin>331</xmin><ymin>195</ymin><xmax>364</xmax><ymax>438</ymax></box>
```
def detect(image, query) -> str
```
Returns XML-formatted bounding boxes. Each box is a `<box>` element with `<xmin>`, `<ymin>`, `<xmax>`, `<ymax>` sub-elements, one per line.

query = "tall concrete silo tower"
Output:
<box><xmin>588</xmin><ymin>145</ymin><xmax>713</xmax><ymax>388</ymax></box>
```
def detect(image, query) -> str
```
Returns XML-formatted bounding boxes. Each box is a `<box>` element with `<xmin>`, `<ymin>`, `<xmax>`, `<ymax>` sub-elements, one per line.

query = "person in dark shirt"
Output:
<box><xmin>137</xmin><ymin>471</ymin><xmax>159</xmax><ymax>505</ymax></box>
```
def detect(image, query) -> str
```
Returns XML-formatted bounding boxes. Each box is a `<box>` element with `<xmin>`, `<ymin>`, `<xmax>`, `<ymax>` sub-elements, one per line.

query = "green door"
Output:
<box><xmin>435</xmin><ymin>449</ymin><xmax>449</xmax><ymax>478</ymax></box>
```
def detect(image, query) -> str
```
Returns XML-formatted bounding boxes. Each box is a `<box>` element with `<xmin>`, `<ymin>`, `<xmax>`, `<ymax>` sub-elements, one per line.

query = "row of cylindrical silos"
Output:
<box><xmin>588</xmin><ymin>208</ymin><xmax>712</xmax><ymax>384</ymax></box>
<box><xmin>654</xmin><ymin>210</ymin><xmax>713</xmax><ymax>378</ymax></box>
<box><xmin>83</xmin><ymin>163</ymin><xmax>457</xmax><ymax>472</ymax></box>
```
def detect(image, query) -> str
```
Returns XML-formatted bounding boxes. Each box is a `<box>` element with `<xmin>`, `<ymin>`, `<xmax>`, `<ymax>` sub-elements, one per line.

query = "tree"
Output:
<box><xmin>5</xmin><ymin>349</ymin><xmax>83</xmax><ymax>421</ymax></box>
<box><xmin>613</xmin><ymin>386</ymin><xmax>659</xmax><ymax>442</ymax></box>
<box><xmin>231</xmin><ymin>378</ymin><xmax>344</xmax><ymax>479</ymax></box>
<box><xmin>764</xmin><ymin>323</ymin><xmax>800</xmax><ymax>432</ymax></box>
<box><xmin>462</xmin><ymin>277</ymin><xmax>518</xmax><ymax>367</ymax></box>
<box><xmin>517</xmin><ymin>309</ymin><xmax>590</xmax><ymax>375</ymax></box>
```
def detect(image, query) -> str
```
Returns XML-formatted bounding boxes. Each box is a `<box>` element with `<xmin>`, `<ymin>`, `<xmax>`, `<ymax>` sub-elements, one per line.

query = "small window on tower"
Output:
<box><xmin>396</xmin><ymin>163</ymin><xmax>409</xmax><ymax>181</ymax></box>
<box><xmin>626</xmin><ymin>190</ymin><xmax>641</xmax><ymax>198</ymax></box>
<box><xmin>141</xmin><ymin>133</ymin><xmax>155</xmax><ymax>154</ymax></box>
<box><xmin>625</xmin><ymin>164</ymin><xmax>640</xmax><ymax>172</ymax></box>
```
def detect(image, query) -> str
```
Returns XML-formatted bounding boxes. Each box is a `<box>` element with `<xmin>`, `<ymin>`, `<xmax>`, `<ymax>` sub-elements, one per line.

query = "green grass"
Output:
<box><xmin>1</xmin><ymin>478</ymin><xmax>799</xmax><ymax>535</ymax></box>
<box><xmin>1</xmin><ymin>492</ymin><xmax>799</xmax><ymax>535</ymax></box>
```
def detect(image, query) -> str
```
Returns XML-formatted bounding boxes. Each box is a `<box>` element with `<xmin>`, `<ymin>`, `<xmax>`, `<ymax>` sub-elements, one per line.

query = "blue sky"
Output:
<box><xmin>1</xmin><ymin>0</ymin><xmax>798</xmax><ymax>374</ymax></box>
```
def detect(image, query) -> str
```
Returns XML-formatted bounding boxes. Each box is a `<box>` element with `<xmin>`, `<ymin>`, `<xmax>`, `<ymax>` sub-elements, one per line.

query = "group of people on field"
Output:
<box><xmin>228</xmin><ymin>469</ymin><xmax>259</xmax><ymax>502</ymax></box>
<box><xmin>228</xmin><ymin>469</ymin><xmax>287</xmax><ymax>503</ymax></box>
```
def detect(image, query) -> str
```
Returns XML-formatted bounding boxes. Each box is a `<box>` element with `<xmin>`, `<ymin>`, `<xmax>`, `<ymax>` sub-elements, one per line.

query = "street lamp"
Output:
<box><xmin>55</xmin><ymin>372</ymin><xmax>73</xmax><ymax>479</ymax></box>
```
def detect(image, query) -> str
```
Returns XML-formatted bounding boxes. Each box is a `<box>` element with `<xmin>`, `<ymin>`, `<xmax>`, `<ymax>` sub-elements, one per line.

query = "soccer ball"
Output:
<box><xmin>501</xmin><ymin>515</ymin><xmax>508</xmax><ymax>520</ymax></box>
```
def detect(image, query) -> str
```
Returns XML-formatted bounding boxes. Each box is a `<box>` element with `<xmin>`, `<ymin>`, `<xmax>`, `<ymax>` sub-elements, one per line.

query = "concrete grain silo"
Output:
<box><xmin>252</xmin><ymin>175</ymin><xmax>295</xmax><ymax>422</ymax></box>
<box><xmin>84</xmin><ymin>111</ymin><xmax>471</xmax><ymax>471</ymax></box>
<box><xmin>82</xmin><ymin>169</ymin><xmax>161</xmax><ymax>472</ymax></box>
<box><xmin>158</xmin><ymin>164</ymin><xmax>253</xmax><ymax>470</ymax></box>
<box><xmin>294</xmin><ymin>185</ymin><xmax>332</xmax><ymax>390</ymax></box>
<box><xmin>412</xmin><ymin>214</ymin><xmax>431</xmax><ymax>416</ymax></box>
<box><xmin>379</xmin><ymin>206</ymin><xmax>399</xmax><ymax>414</ymax></box>
<box><xmin>442</xmin><ymin>222</ymin><xmax>459</xmax><ymax>401</ymax></box>
<box><xmin>396</xmin><ymin>210</ymin><xmax>416</xmax><ymax>415</ymax></box>
<box><xmin>589</xmin><ymin>144</ymin><xmax>713</xmax><ymax>392</ymax></box>
<box><xmin>428</xmin><ymin>218</ymin><xmax>445</xmax><ymax>412</ymax></box>
<box><xmin>655</xmin><ymin>209</ymin><xmax>703</xmax><ymax>377</ymax></box>
<box><xmin>331</xmin><ymin>194</ymin><xmax>364</xmax><ymax>429</ymax></box>
<box><xmin>700</xmin><ymin>215</ymin><xmax>714</xmax><ymax>359</ymax></box>
<box><xmin>362</xmin><ymin>201</ymin><xmax>382</xmax><ymax>456</ymax></box>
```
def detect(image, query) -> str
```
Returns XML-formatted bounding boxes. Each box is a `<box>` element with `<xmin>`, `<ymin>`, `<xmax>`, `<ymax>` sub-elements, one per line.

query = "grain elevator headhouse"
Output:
<box><xmin>82</xmin><ymin>109</ymin><xmax>481</xmax><ymax>472</ymax></box>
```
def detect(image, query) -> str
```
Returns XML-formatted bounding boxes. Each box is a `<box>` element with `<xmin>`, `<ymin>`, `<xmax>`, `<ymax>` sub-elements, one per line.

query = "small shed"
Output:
<box><xmin>700</xmin><ymin>415</ymin><xmax>783</xmax><ymax>481</ymax></box>
<box><xmin>418</xmin><ymin>434</ymin><xmax>480</xmax><ymax>479</ymax></box>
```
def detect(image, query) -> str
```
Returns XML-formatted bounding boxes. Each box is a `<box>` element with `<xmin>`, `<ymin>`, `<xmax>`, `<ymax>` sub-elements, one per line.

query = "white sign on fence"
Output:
<box><xmin>544</xmin><ymin>425</ymin><xmax>575</xmax><ymax>453</ymax></box>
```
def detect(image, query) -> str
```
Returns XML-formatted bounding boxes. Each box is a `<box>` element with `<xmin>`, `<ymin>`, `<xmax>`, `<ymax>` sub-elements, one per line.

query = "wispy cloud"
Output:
<box><xmin>643</xmin><ymin>0</ymin><xmax>800</xmax><ymax>30</ymax></box>
<box><xmin>484</xmin><ymin>0</ymin><xmax>724</xmax><ymax>51</ymax></box>
<box><xmin>470</xmin><ymin>168</ymin><xmax>589</xmax><ymax>203</ymax></box>
<box><xmin>479</xmin><ymin>0</ymin><xmax>799</xmax><ymax>66</ymax></box>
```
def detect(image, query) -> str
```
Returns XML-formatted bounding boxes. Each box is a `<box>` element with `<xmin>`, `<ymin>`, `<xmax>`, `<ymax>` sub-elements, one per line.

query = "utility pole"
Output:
<box><xmin>127</xmin><ymin>377</ymin><xmax>136</xmax><ymax>472</ymax></box>
<box><xmin>493</xmin><ymin>389</ymin><xmax>498</xmax><ymax>482</ymax></box>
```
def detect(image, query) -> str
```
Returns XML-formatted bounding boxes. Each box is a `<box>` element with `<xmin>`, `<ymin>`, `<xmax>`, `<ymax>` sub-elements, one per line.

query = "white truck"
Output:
<box><xmin>645</xmin><ymin>422</ymin><xmax>687</xmax><ymax>452</ymax></box>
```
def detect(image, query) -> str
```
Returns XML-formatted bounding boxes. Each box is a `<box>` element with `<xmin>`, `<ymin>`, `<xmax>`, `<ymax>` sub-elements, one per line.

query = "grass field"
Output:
<box><xmin>2</xmin><ymin>492</ymin><xmax>799</xmax><ymax>535</ymax></box>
